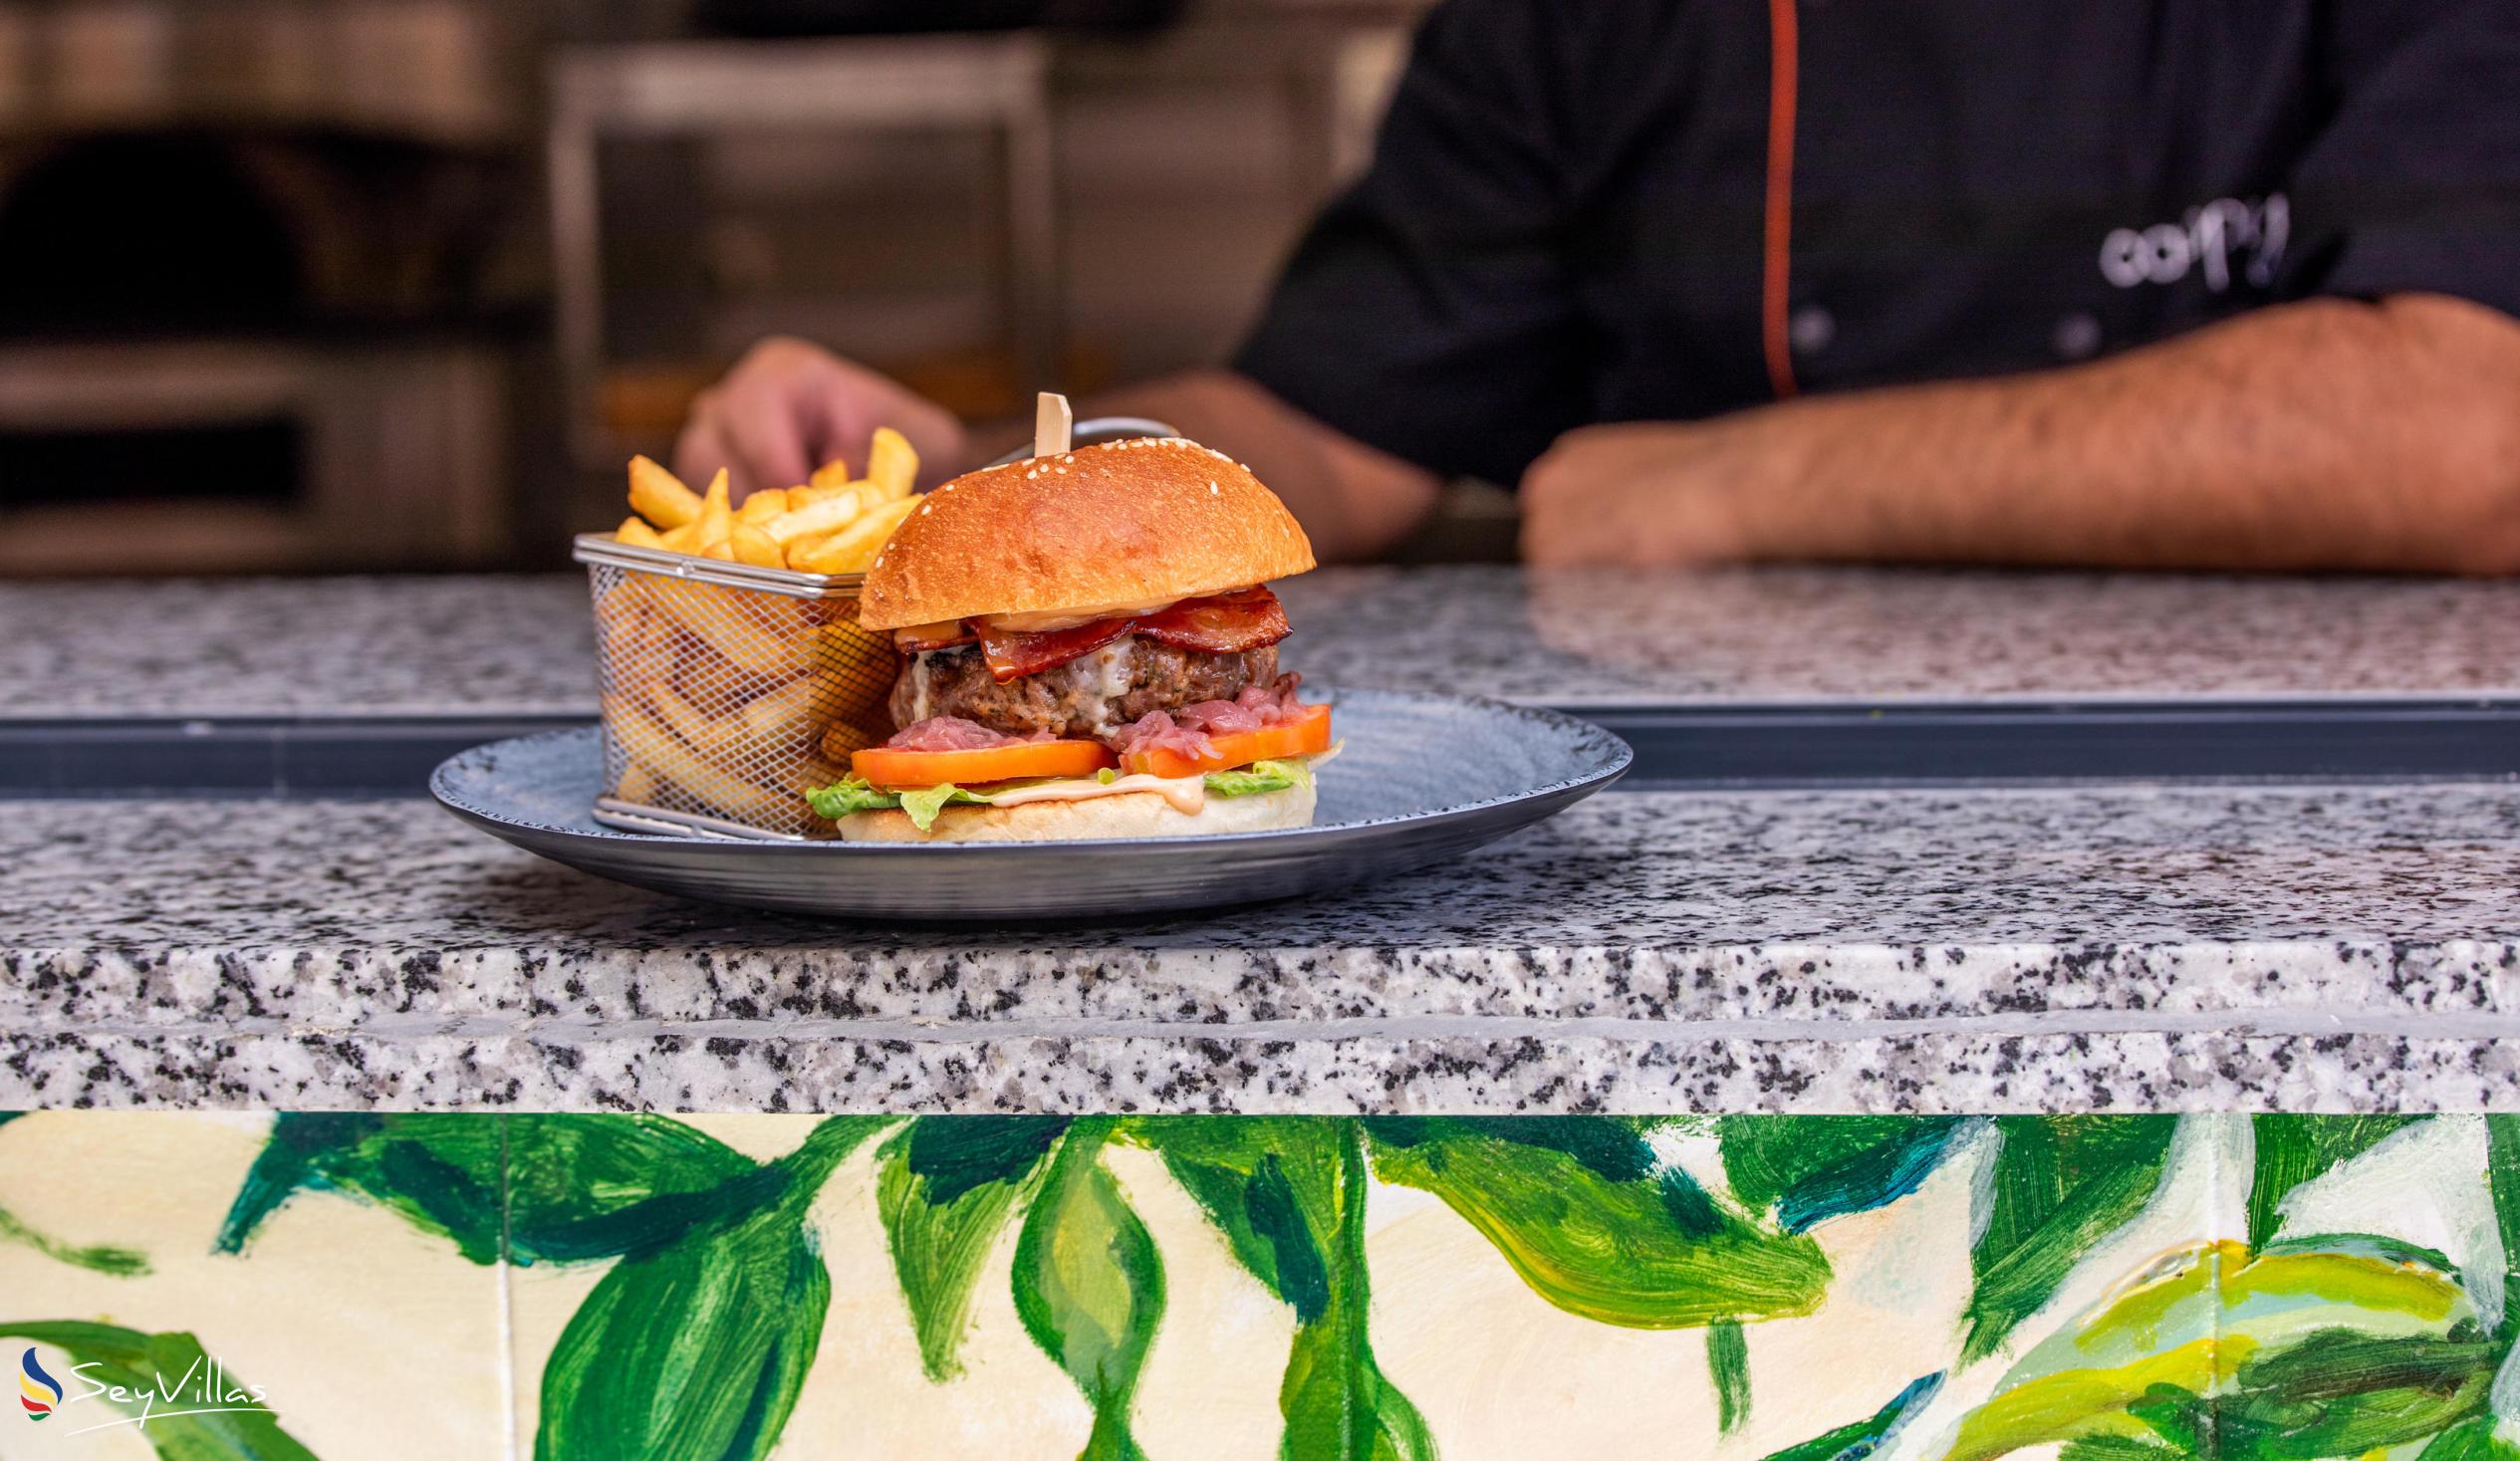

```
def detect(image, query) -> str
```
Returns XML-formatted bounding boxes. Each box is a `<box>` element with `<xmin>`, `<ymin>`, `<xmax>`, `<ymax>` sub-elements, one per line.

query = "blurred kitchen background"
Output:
<box><xmin>0</xmin><ymin>0</ymin><xmax>1521</xmax><ymax>578</ymax></box>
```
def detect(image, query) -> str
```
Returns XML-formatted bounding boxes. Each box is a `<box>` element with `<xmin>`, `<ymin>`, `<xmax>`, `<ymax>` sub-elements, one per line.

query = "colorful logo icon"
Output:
<box><xmin>19</xmin><ymin>1347</ymin><xmax>61</xmax><ymax>1420</ymax></box>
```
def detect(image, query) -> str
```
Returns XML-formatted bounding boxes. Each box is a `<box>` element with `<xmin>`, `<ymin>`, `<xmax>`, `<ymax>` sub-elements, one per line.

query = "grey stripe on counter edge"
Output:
<box><xmin>11</xmin><ymin>1007</ymin><xmax>2520</xmax><ymax>1043</ymax></box>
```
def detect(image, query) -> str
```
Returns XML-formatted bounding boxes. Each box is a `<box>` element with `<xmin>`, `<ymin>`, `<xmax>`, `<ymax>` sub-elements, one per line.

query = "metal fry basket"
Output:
<box><xmin>575</xmin><ymin>535</ymin><xmax>896</xmax><ymax>840</ymax></box>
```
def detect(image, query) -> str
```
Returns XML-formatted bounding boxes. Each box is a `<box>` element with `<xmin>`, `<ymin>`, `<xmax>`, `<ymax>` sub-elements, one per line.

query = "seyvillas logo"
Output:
<box><xmin>19</xmin><ymin>1348</ymin><xmax>62</xmax><ymax>1420</ymax></box>
<box><xmin>17</xmin><ymin>1343</ymin><xmax>276</xmax><ymax>1435</ymax></box>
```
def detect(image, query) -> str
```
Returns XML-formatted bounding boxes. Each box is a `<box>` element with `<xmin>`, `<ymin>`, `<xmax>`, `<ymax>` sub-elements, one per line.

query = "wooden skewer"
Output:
<box><xmin>1034</xmin><ymin>391</ymin><xmax>1073</xmax><ymax>458</ymax></box>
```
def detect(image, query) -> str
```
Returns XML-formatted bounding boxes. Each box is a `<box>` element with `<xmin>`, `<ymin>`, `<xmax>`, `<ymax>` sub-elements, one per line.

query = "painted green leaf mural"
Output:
<box><xmin>0</xmin><ymin>1321</ymin><xmax>317</xmax><ymax>1461</ymax></box>
<box><xmin>2244</xmin><ymin>1111</ymin><xmax>2421</xmax><ymax>1249</ymax></box>
<box><xmin>1719</xmin><ymin>1115</ymin><xmax>1973</xmax><ymax>1233</ymax></box>
<box><xmin>2487</xmin><ymin>1115</ymin><xmax>2520</xmax><ymax>1343</ymax></box>
<box><xmin>880</xmin><ymin>1115</ymin><xmax>1069</xmax><ymax>1380</ymax></box>
<box><xmin>0</xmin><ymin>1116</ymin><xmax>148</xmax><ymax>1276</ymax></box>
<box><xmin>535</xmin><ymin>1203</ymin><xmax>833</xmax><ymax>1461</ymax></box>
<box><xmin>2421</xmin><ymin>1417</ymin><xmax>2520</xmax><ymax>1459</ymax></box>
<box><xmin>216</xmin><ymin>1112</ymin><xmax>760</xmax><ymax>1266</ymax></box>
<box><xmin>1962</xmin><ymin>1114</ymin><xmax>2177</xmax><ymax>1362</ymax></box>
<box><xmin>534</xmin><ymin>1117</ymin><xmax>887</xmax><ymax>1461</ymax></box>
<box><xmin>1364</xmin><ymin>1116</ymin><xmax>1829</xmax><ymax>1329</ymax></box>
<box><xmin>1134</xmin><ymin>1115</ymin><xmax>1435</xmax><ymax>1461</ymax></box>
<box><xmin>1013</xmin><ymin>1119</ymin><xmax>1165</xmax><ymax>1461</ymax></box>
<box><xmin>1706</xmin><ymin>1321</ymin><xmax>1750</xmax><ymax>1434</ymax></box>
<box><xmin>1951</xmin><ymin>1238</ymin><xmax>2494</xmax><ymax>1459</ymax></box>
<box><xmin>1755</xmin><ymin>1373</ymin><xmax>1940</xmax><ymax>1461</ymax></box>
<box><xmin>0</xmin><ymin>1201</ymin><xmax>148</xmax><ymax>1277</ymax></box>
<box><xmin>505</xmin><ymin>1114</ymin><xmax>770</xmax><ymax>1264</ymax></box>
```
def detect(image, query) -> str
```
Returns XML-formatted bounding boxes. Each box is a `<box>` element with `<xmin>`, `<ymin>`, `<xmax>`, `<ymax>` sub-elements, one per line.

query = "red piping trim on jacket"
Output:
<box><xmin>1762</xmin><ymin>0</ymin><xmax>1801</xmax><ymax>399</ymax></box>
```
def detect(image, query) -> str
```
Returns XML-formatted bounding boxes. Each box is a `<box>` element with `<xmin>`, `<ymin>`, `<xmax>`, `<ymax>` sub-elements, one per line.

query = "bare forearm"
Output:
<box><xmin>1728</xmin><ymin>296</ymin><xmax>2520</xmax><ymax>572</ymax></box>
<box><xmin>1525</xmin><ymin>294</ymin><xmax>2520</xmax><ymax>573</ymax></box>
<box><xmin>970</xmin><ymin>369</ymin><xmax>1441</xmax><ymax>564</ymax></box>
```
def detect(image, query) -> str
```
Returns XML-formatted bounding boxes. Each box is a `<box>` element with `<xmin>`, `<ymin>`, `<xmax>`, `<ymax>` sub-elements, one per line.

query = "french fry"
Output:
<box><xmin>729</xmin><ymin>522</ymin><xmax>785</xmax><ymax>568</ymax></box>
<box><xmin>691</xmin><ymin>468</ymin><xmax>733</xmax><ymax>548</ymax></box>
<box><xmin>761</xmin><ymin>488</ymin><xmax>866</xmax><ymax>548</ymax></box>
<box><xmin>733</xmin><ymin>672</ymin><xmax>826</xmax><ymax>741</ymax></box>
<box><xmin>864</xmin><ymin>426</ymin><xmax>918</xmax><ymax>501</ymax></box>
<box><xmin>616</xmin><ymin>760</ymin><xmax>659</xmax><ymax>803</ymax></box>
<box><xmin>820</xmin><ymin>721</ymin><xmax>880</xmax><ymax>761</ymax></box>
<box><xmin>810</xmin><ymin>458</ymin><xmax>852</xmax><ymax>489</ymax></box>
<box><xmin>659</xmin><ymin>519</ymin><xmax>706</xmax><ymax>551</ymax></box>
<box><xmin>617</xmin><ymin>515</ymin><xmax>668</xmax><ymax>550</ymax></box>
<box><xmin>643</xmin><ymin>578</ymin><xmax>800</xmax><ymax>678</ymax></box>
<box><xmin>629</xmin><ymin>455</ymin><xmax>701</xmax><ymax>529</ymax></box>
<box><xmin>698</xmin><ymin>540</ymin><xmax>736</xmax><ymax>561</ymax></box>
<box><xmin>736</xmin><ymin>487</ymin><xmax>791</xmax><ymax>524</ymax></box>
<box><xmin>790</xmin><ymin>497</ymin><xmax>917</xmax><ymax>574</ymax></box>
<box><xmin>606</xmin><ymin>694</ymin><xmax>797</xmax><ymax>826</ymax></box>
<box><xmin>807</xmin><ymin>619</ymin><xmax>896</xmax><ymax>685</ymax></box>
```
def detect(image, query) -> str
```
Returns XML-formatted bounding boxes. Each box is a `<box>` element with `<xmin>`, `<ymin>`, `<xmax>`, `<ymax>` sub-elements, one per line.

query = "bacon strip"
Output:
<box><xmin>973</xmin><ymin>587</ymin><xmax>1291</xmax><ymax>682</ymax></box>
<box><xmin>1134</xmin><ymin>587</ymin><xmax>1291</xmax><ymax>655</ymax></box>
<box><xmin>978</xmin><ymin>616</ymin><xmax>1134</xmax><ymax>682</ymax></box>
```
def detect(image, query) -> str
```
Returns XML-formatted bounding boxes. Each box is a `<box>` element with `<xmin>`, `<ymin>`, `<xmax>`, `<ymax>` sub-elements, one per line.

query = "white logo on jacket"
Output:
<box><xmin>2100</xmin><ymin>193</ymin><xmax>2289</xmax><ymax>292</ymax></box>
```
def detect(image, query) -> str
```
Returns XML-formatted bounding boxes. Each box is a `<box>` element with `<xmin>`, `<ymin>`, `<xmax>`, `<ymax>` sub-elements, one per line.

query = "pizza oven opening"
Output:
<box><xmin>0</xmin><ymin>135</ymin><xmax>303</xmax><ymax>337</ymax></box>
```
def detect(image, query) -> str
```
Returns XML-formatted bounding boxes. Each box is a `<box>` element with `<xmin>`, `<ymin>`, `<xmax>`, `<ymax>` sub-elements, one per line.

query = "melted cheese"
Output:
<box><xmin>986</xmin><ymin>771</ymin><xmax>1205</xmax><ymax>815</ymax></box>
<box><xmin>899</xmin><ymin>651</ymin><xmax>930</xmax><ymax>724</ymax></box>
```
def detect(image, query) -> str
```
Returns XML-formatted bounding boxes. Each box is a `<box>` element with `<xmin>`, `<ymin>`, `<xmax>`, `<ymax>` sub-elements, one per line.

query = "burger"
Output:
<box><xmin>807</xmin><ymin>436</ymin><xmax>1333</xmax><ymax>842</ymax></box>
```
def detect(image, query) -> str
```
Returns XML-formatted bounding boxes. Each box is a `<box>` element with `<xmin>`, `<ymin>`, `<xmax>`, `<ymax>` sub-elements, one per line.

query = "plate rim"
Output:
<box><xmin>428</xmin><ymin>687</ymin><xmax>1633</xmax><ymax>854</ymax></box>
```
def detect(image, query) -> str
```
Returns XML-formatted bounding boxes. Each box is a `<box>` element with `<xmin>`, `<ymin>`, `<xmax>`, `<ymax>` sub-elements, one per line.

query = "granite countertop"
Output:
<box><xmin>7</xmin><ymin>779</ymin><xmax>2517</xmax><ymax>1113</ymax></box>
<box><xmin>8</xmin><ymin>567</ymin><xmax>2520</xmax><ymax>718</ymax></box>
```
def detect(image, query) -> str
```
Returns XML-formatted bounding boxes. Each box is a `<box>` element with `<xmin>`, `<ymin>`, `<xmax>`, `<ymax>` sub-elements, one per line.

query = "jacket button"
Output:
<box><xmin>2053</xmin><ymin>312</ymin><xmax>2103</xmax><ymax>361</ymax></box>
<box><xmin>1789</xmin><ymin>305</ymin><xmax>1836</xmax><ymax>355</ymax></box>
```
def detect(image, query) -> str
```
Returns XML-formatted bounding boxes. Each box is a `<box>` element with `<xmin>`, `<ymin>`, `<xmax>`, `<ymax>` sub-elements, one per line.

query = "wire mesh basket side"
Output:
<box><xmin>589</xmin><ymin>561</ymin><xmax>896</xmax><ymax>838</ymax></box>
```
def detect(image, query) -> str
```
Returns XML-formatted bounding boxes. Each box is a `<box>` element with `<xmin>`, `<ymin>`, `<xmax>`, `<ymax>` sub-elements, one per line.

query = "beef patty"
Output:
<box><xmin>889</xmin><ymin>635</ymin><xmax>1279</xmax><ymax>742</ymax></box>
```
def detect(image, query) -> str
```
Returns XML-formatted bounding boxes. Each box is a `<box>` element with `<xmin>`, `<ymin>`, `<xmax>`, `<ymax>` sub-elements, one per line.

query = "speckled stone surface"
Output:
<box><xmin>8</xmin><ymin>782</ymin><xmax>2519</xmax><ymax>1111</ymax></box>
<box><xmin>9</xmin><ymin>567</ymin><xmax>2520</xmax><ymax>717</ymax></box>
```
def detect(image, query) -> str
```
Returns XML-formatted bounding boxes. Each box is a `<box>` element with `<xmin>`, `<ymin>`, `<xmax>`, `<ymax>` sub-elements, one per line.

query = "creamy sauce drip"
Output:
<box><xmin>986</xmin><ymin>771</ymin><xmax>1205</xmax><ymax>815</ymax></box>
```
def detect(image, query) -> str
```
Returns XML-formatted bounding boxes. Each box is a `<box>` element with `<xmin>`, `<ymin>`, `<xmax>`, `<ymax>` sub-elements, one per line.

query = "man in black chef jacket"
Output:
<box><xmin>675</xmin><ymin>0</ymin><xmax>2520</xmax><ymax>574</ymax></box>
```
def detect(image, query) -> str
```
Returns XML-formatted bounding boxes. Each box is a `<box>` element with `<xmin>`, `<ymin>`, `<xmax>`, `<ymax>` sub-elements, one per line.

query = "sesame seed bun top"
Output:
<box><xmin>856</xmin><ymin>436</ymin><xmax>1317</xmax><ymax>630</ymax></box>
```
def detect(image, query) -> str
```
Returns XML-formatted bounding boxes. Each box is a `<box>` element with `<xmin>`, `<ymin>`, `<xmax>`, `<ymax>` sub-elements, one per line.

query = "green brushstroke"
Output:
<box><xmin>1014</xmin><ymin>1118</ymin><xmax>1165</xmax><ymax>1461</ymax></box>
<box><xmin>2487</xmin><ymin>1115</ymin><xmax>2520</xmax><ymax>1342</ymax></box>
<box><xmin>2245</xmin><ymin>1112</ymin><xmax>2421</xmax><ymax>1249</ymax></box>
<box><xmin>880</xmin><ymin>1115</ymin><xmax>1068</xmax><ymax>1379</ymax></box>
<box><xmin>1135</xmin><ymin>1116</ymin><xmax>1435</xmax><ymax>1461</ymax></box>
<box><xmin>2422</xmin><ymin>1418</ymin><xmax>2520</xmax><ymax>1459</ymax></box>
<box><xmin>0</xmin><ymin>1321</ymin><xmax>317</xmax><ymax>1460</ymax></box>
<box><xmin>1707</xmin><ymin>1321</ymin><xmax>1751</xmax><ymax>1433</ymax></box>
<box><xmin>1720</xmin><ymin>1116</ymin><xmax>1971</xmax><ymax>1232</ymax></box>
<box><xmin>1955</xmin><ymin>1240</ymin><xmax>2495</xmax><ymax>1458</ymax></box>
<box><xmin>2058</xmin><ymin>1438</ymin><xmax>2188</xmax><ymax>1459</ymax></box>
<box><xmin>1756</xmin><ymin>1373</ymin><xmax>1939</xmax><ymax>1461</ymax></box>
<box><xmin>1962</xmin><ymin>1115</ymin><xmax>2177</xmax><ymax>1362</ymax></box>
<box><xmin>0</xmin><ymin>1201</ymin><xmax>147</xmax><ymax>1276</ymax></box>
<box><xmin>216</xmin><ymin>1112</ymin><xmax>761</xmax><ymax>1266</ymax></box>
<box><xmin>1365</xmin><ymin>1116</ymin><xmax>1828</xmax><ymax>1329</ymax></box>
<box><xmin>535</xmin><ymin>1116</ymin><xmax>885</xmax><ymax>1461</ymax></box>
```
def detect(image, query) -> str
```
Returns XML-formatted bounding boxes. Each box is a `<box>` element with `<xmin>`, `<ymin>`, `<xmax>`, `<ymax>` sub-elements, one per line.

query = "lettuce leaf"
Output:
<box><xmin>1203</xmin><ymin>759</ymin><xmax>1310</xmax><ymax>799</ymax></box>
<box><xmin>896</xmin><ymin>782</ymin><xmax>994</xmax><ymax>832</ymax></box>
<box><xmin>805</xmin><ymin>776</ymin><xmax>994</xmax><ymax>831</ymax></box>
<box><xmin>805</xmin><ymin>776</ymin><xmax>899</xmax><ymax>820</ymax></box>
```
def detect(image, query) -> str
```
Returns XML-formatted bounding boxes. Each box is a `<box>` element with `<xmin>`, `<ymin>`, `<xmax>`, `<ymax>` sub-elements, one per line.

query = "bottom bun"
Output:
<box><xmin>836</xmin><ymin>779</ymin><xmax>1317</xmax><ymax>844</ymax></box>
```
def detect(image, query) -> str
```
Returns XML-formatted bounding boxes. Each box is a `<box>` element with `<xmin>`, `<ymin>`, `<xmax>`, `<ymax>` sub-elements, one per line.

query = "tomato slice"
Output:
<box><xmin>853</xmin><ymin>738</ymin><xmax>1116</xmax><ymax>790</ymax></box>
<box><xmin>1120</xmin><ymin>702</ymin><xmax>1333</xmax><ymax>779</ymax></box>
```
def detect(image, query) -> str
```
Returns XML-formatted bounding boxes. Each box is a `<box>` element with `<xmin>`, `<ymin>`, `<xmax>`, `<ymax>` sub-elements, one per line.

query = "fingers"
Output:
<box><xmin>676</xmin><ymin>337</ymin><xmax>967</xmax><ymax>497</ymax></box>
<box><xmin>716</xmin><ymin>387</ymin><xmax>816</xmax><ymax>497</ymax></box>
<box><xmin>672</xmin><ymin>390</ymin><xmax>731</xmax><ymax>489</ymax></box>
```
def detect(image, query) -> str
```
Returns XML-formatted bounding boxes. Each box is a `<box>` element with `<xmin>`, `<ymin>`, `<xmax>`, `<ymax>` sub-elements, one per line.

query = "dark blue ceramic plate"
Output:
<box><xmin>430</xmin><ymin>689</ymin><xmax>1631</xmax><ymax>919</ymax></box>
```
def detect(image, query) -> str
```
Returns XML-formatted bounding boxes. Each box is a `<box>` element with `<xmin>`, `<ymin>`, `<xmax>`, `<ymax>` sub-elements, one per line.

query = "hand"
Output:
<box><xmin>674</xmin><ymin>337</ymin><xmax>970</xmax><ymax>500</ymax></box>
<box><xmin>1518</xmin><ymin>420</ymin><xmax>1769</xmax><ymax>567</ymax></box>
